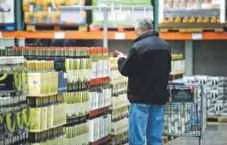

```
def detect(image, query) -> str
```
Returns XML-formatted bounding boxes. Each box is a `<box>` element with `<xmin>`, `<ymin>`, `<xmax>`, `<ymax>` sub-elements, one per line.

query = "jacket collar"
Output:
<box><xmin>134</xmin><ymin>31</ymin><xmax>159</xmax><ymax>42</ymax></box>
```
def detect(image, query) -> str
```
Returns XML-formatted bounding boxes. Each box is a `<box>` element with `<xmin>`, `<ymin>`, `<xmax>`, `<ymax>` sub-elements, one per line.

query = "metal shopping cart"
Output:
<box><xmin>163</xmin><ymin>83</ymin><xmax>207</xmax><ymax>145</ymax></box>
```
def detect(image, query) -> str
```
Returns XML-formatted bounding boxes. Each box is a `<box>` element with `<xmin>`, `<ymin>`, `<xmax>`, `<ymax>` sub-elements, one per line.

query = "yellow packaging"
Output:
<box><xmin>53</xmin><ymin>104</ymin><xmax>58</xmax><ymax>127</ymax></box>
<box><xmin>55</xmin><ymin>72</ymin><xmax>58</xmax><ymax>93</ymax></box>
<box><xmin>41</xmin><ymin>106</ymin><xmax>47</xmax><ymax>131</ymax></box>
<box><xmin>24</xmin><ymin>12</ymin><xmax>32</xmax><ymax>23</ymax></box>
<box><xmin>44</xmin><ymin>72</ymin><xmax>49</xmax><ymax>94</ymax></box>
<box><xmin>49</xmin><ymin>105</ymin><xmax>54</xmax><ymax>128</ymax></box>
<box><xmin>28</xmin><ymin>72</ymin><xmax>42</xmax><ymax>96</ymax></box>
<box><xmin>51</xmin><ymin>11</ymin><xmax>60</xmax><ymax>24</ymax></box>
<box><xmin>40</xmin><ymin>72</ymin><xmax>44</xmax><ymax>95</ymax></box>
<box><xmin>23</xmin><ymin>0</ymin><xmax>30</xmax><ymax>11</ymax></box>
<box><xmin>37</xmin><ymin>11</ymin><xmax>45</xmax><ymax>23</ymax></box>
<box><xmin>30</xmin><ymin>143</ymin><xmax>42</xmax><ymax>145</ymax></box>
<box><xmin>36</xmin><ymin>0</ymin><xmax>44</xmax><ymax>5</ymax></box>
<box><xmin>54</xmin><ymin>0</ymin><xmax>66</xmax><ymax>6</ymax></box>
<box><xmin>30</xmin><ymin>107</ymin><xmax>41</xmax><ymax>132</ymax></box>
<box><xmin>43</xmin><ymin>0</ymin><xmax>52</xmax><ymax>7</ymax></box>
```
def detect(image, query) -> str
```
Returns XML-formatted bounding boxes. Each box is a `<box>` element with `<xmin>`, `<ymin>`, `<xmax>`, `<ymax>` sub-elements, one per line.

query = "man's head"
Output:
<box><xmin>134</xmin><ymin>18</ymin><xmax>153</xmax><ymax>36</ymax></box>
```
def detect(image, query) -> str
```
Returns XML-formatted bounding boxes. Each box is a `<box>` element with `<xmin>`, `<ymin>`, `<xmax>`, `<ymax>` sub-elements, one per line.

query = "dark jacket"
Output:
<box><xmin>118</xmin><ymin>31</ymin><xmax>171</xmax><ymax>105</ymax></box>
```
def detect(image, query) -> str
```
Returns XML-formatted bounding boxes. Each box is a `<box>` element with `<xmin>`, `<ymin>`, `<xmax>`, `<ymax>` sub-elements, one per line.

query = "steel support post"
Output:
<box><xmin>185</xmin><ymin>40</ymin><xmax>193</xmax><ymax>76</ymax></box>
<box><xmin>103</xmin><ymin>9</ymin><xmax>108</xmax><ymax>48</ymax></box>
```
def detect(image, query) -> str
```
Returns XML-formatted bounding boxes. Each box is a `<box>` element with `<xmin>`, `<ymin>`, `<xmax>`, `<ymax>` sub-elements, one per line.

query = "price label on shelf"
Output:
<box><xmin>54</xmin><ymin>32</ymin><xmax>65</xmax><ymax>39</ymax></box>
<box><xmin>48</xmin><ymin>7</ymin><xmax>52</xmax><ymax>14</ymax></box>
<box><xmin>0</xmin><ymin>32</ymin><xmax>2</xmax><ymax>38</ymax></box>
<box><xmin>29</xmin><ymin>5</ymin><xmax>33</xmax><ymax>12</ymax></box>
<box><xmin>192</xmin><ymin>33</ymin><xmax>202</xmax><ymax>40</ymax></box>
<box><xmin>114</xmin><ymin>32</ymin><xmax>125</xmax><ymax>40</ymax></box>
<box><xmin>63</xmin><ymin>72</ymin><xmax>67</xmax><ymax>79</ymax></box>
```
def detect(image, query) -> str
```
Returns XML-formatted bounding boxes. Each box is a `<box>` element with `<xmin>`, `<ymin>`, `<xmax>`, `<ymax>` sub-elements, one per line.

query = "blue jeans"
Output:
<box><xmin>129</xmin><ymin>104</ymin><xmax>164</xmax><ymax>145</ymax></box>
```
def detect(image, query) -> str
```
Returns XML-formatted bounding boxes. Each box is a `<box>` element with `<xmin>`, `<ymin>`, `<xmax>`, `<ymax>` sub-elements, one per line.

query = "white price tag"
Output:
<box><xmin>220</xmin><ymin>0</ymin><xmax>225</xmax><ymax>23</ymax></box>
<box><xmin>63</xmin><ymin>72</ymin><xmax>67</xmax><ymax>79</ymax></box>
<box><xmin>29</xmin><ymin>5</ymin><xmax>33</xmax><ymax>12</ymax></box>
<box><xmin>0</xmin><ymin>32</ymin><xmax>2</xmax><ymax>38</ymax></box>
<box><xmin>48</xmin><ymin>7</ymin><xmax>52</xmax><ymax>14</ymax></box>
<box><xmin>54</xmin><ymin>32</ymin><xmax>65</xmax><ymax>39</ymax></box>
<box><xmin>114</xmin><ymin>32</ymin><xmax>125</xmax><ymax>40</ymax></box>
<box><xmin>192</xmin><ymin>33</ymin><xmax>202</xmax><ymax>40</ymax></box>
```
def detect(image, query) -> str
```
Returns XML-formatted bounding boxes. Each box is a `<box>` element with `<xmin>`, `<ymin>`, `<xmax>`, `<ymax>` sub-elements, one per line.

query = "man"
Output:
<box><xmin>117</xmin><ymin>18</ymin><xmax>171</xmax><ymax>145</ymax></box>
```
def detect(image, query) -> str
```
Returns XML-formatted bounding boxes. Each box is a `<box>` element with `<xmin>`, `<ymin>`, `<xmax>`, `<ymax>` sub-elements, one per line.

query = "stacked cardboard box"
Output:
<box><xmin>91</xmin><ymin>0</ymin><xmax>153</xmax><ymax>27</ymax></box>
<box><xmin>184</xmin><ymin>75</ymin><xmax>227</xmax><ymax>117</ymax></box>
<box><xmin>23</xmin><ymin>0</ymin><xmax>86</xmax><ymax>25</ymax></box>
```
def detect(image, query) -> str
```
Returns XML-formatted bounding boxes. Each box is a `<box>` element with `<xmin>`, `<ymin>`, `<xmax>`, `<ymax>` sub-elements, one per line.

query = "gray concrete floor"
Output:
<box><xmin>167</xmin><ymin>123</ymin><xmax>227</xmax><ymax>145</ymax></box>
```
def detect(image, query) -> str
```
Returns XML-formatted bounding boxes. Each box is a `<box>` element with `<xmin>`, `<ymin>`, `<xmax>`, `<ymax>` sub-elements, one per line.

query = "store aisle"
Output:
<box><xmin>167</xmin><ymin>123</ymin><xmax>227</xmax><ymax>145</ymax></box>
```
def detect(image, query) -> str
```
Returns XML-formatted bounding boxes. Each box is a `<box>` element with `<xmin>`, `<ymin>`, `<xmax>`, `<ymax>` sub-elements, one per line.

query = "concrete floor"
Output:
<box><xmin>167</xmin><ymin>123</ymin><xmax>227</xmax><ymax>145</ymax></box>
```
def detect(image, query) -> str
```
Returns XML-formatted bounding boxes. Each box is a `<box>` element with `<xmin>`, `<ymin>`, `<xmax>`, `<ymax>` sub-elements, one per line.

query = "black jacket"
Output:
<box><xmin>118</xmin><ymin>31</ymin><xmax>171</xmax><ymax>105</ymax></box>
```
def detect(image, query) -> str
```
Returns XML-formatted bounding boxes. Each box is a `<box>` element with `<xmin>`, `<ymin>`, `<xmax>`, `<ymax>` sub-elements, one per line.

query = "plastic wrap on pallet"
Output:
<box><xmin>23</xmin><ymin>0</ymin><xmax>86</xmax><ymax>25</ymax></box>
<box><xmin>0</xmin><ymin>0</ymin><xmax>15</xmax><ymax>23</ymax></box>
<box><xmin>91</xmin><ymin>0</ymin><xmax>153</xmax><ymax>27</ymax></box>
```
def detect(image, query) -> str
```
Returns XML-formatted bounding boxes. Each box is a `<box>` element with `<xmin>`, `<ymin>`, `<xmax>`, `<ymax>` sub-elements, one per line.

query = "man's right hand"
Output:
<box><xmin>117</xmin><ymin>52</ymin><xmax>126</xmax><ymax>58</ymax></box>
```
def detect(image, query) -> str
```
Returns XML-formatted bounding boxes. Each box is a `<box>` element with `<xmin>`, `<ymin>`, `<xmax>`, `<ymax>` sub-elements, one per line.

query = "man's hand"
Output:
<box><xmin>114</xmin><ymin>50</ymin><xmax>126</xmax><ymax>59</ymax></box>
<box><xmin>117</xmin><ymin>52</ymin><xmax>126</xmax><ymax>58</ymax></box>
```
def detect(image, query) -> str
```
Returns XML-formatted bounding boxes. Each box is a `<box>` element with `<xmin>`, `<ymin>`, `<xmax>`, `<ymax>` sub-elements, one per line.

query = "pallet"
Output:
<box><xmin>159</xmin><ymin>23</ymin><xmax>224</xmax><ymax>32</ymax></box>
<box><xmin>90</xmin><ymin>25</ymin><xmax>135</xmax><ymax>32</ymax></box>
<box><xmin>160</xmin><ymin>28</ymin><xmax>223</xmax><ymax>33</ymax></box>
<box><xmin>0</xmin><ymin>24</ymin><xmax>15</xmax><ymax>31</ymax></box>
<box><xmin>26</xmin><ymin>24</ymin><xmax>88</xmax><ymax>32</ymax></box>
<box><xmin>207</xmin><ymin>116</ymin><xmax>227</xmax><ymax>123</ymax></box>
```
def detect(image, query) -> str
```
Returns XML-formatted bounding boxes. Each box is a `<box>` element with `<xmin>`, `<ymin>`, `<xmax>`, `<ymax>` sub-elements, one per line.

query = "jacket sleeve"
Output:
<box><xmin>117</xmin><ymin>48</ymin><xmax>138</xmax><ymax>77</ymax></box>
<box><xmin>168</xmin><ymin>53</ymin><xmax>172</xmax><ymax>74</ymax></box>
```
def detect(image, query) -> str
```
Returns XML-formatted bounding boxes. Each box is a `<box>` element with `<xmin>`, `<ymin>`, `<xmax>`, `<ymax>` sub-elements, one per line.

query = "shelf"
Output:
<box><xmin>171</xmin><ymin>71</ymin><xmax>184</xmax><ymax>76</ymax></box>
<box><xmin>90</xmin><ymin>134</ymin><xmax>112</xmax><ymax>145</ymax></box>
<box><xmin>89</xmin><ymin>106</ymin><xmax>110</xmax><ymax>118</ymax></box>
<box><xmin>89</xmin><ymin>77</ymin><xmax>111</xmax><ymax>86</ymax></box>
<box><xmin>2</xmin><ymin>31</ymin><xmax>227</xmax><ymax>40</ymax></box>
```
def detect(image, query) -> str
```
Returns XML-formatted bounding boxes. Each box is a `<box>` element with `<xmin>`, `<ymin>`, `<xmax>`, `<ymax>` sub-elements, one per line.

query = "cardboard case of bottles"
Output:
<box><xmin>23</xmin><ymin>0</ymin><xmax>87</xmax><ymax>25</ymax></box>
<box><xmin>158</xmin><ymin>0</ymin><xmax>226</xmax><ymax>30</ymax></box>
<box><xmin>184</xmin><ymin>75</ymin><xmax>227</xmax><ymax>117</ymax></box>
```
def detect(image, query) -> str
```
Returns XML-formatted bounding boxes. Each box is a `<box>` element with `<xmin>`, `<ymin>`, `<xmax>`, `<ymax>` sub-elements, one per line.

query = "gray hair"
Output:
<box><xmin>135</xmin><ymin>18</ymin><xmax>153</xmax><ymax>31</ymax></box>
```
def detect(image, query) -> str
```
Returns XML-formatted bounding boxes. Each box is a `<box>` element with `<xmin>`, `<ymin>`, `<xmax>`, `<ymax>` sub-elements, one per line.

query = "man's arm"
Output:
<box><xmin>168</xmin><ymin>52</ymin><xmax>172</xmax><ymax>74</ymax></box>
<box><xmin>117</xmin><ymin>48</ymin><xmax>138</xmax><ymax>77</ymax></box>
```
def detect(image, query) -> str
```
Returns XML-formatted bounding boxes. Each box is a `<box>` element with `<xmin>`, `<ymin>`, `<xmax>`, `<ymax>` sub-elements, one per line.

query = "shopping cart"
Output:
<box><xmin>163</xmin><ymin>83</ymin><xmax>207</xmax><ymax>145</ymax></box>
